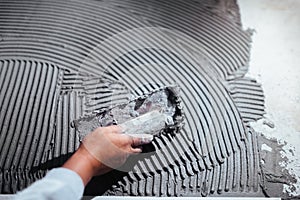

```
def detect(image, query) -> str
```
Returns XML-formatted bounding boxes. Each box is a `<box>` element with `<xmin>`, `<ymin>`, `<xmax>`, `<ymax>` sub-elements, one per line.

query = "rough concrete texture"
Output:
<box><xmin>239</xmin><ymin>0</ymin><xmax>300</xmax><ymax>198</ymax></box>
<box><xmin>0</xmin><ymin>0</ymin><xmax>298</xmax><ymax>198</ymax></box>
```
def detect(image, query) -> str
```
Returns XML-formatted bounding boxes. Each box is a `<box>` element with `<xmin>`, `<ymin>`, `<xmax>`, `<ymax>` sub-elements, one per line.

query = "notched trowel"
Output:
<box><xmin>73</xmin><ymin>85</ymin><xmax>184</xmax><ymax>142</ymax></box>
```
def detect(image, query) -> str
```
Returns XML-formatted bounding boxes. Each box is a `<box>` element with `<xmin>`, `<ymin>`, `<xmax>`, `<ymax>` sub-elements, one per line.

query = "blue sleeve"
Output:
<box><xmin>14</xmin><ymin>168</ymin><xmax>84</xmax><ymax>200</ymax></box>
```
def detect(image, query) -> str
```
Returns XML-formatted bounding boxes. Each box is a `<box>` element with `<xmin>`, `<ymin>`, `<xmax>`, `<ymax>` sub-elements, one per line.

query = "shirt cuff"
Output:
<box><xmin>46</xmin><ymin>167</ymin><xmax>85</xmax><ymax>198</ymax></box>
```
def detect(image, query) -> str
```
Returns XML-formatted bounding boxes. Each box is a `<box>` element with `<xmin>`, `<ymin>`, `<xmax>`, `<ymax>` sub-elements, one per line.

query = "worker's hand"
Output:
<box><xmin>63</xmin><ymin>125</ymin><xmax>153</xmax><ymax>185</ymax></box>
<box><xmin>82</xmin><ymin>126</ymin><xmax>152</xmax><ymax>172</ymax></box>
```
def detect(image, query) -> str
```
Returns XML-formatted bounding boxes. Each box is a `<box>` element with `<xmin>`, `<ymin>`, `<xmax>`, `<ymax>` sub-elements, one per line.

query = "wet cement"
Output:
<box><xmin>0</xmin><ymin>0</ymin><xmax>296</xmax><ymax>198</ymax></box>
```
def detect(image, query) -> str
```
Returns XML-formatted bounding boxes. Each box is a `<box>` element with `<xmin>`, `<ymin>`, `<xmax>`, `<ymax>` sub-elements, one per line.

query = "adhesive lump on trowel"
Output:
<box><xmin>73</xmin><ymin>85</ymin><xmax>184</xmax><ymax>142</ymax></box>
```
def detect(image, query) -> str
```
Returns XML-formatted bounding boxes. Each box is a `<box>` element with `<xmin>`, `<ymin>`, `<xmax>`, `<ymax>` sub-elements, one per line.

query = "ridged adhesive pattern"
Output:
<box><xmin>0</xmin><ymin>60</ymin><xmax>63</xmax><ymax>193</ymax></box>
<box><xmin>0</xmin><ymin>0</ymin><xmax>265</xmax><ymax>196</ymax></box>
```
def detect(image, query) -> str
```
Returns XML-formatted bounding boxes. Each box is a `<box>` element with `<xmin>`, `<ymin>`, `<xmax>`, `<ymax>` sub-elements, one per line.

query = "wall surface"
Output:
<box><xmin>239</xmin><ymin>0</ymin><xmax>300</xmax><ymax>196</ymax></box>
<box><xmin>0</xmin><ymin>0</ymin><xmax>299</xmax><ymax>198</ymax></box>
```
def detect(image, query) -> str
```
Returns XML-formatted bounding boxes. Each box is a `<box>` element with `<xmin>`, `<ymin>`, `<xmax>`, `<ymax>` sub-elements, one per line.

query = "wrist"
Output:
<box><xmin>62</xmin><ymin>144</ymin><xmax>106</xmax><ymax>185</ymax></box>
<box><xmin>79</xmin><ymin>144</ymin><xmax>111</xmax><ymax>176</ymax></box>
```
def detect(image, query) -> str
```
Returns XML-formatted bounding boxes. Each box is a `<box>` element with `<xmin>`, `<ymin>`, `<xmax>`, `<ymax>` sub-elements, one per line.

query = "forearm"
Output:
<box><xmin>15</xmin><ymin>126</ymin><xmax>150</xmax><ymax>199</ymax></box>
<box><xmin>62</xmin><ymin>144</ymin><xmax>110</xmax><ymax>186</ymax></box>
<box><xmin>15</xmin><ymin>145</ymin><xmax>109</xmax><ymax>199</ymax></box>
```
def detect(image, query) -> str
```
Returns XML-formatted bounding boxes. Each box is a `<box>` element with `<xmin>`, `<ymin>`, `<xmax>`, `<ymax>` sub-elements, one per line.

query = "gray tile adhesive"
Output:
<box><xmin>73</xmin><ymin>86</ymin><xmax>184</xmax><ymax>141</ymax></box>
<box><xmin>0</xmin><ymin>0</ymin><xmax>296</xmax><ymax>198</ymax></box>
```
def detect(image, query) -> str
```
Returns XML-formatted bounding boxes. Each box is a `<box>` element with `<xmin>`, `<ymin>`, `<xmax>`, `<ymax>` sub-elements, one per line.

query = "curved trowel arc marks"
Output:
<box><xmin>73</xmin><ymin>85</ymin><xmax>184</xmax><ymax>141</ymax></box>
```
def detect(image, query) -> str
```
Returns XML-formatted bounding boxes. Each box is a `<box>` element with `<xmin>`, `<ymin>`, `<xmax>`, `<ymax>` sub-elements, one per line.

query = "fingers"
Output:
<box><xmin>128</xmin><ymin>134</ymin><xmax>153</xmax><ymax>154</ymax></box>
<box><xmin>130</xmin><ymin>134</ymin><xmax>153</xmax><ymax>147</ymax></box>
<box><xmin>104</xmin><ymin>125</ymin><xmax>122</xmax><ymax>134</ymax></box>
<box><xmin>131</xmin><ymin>146</ymin><xmax>143</xmax><ymax>153</ymax></box>
<box><xmin>100</xmin><ymin>126</ymin><xmax>154</xmax><ymax>143</ymax></box>
<box><xmin>94</xmin><ymin>126</ymin><xmax>153</xmax><ymax>155</ymax></box>
<box><xmin>131</xmin><ymin>137</ymin><xmax>143</xmax><ymax>147</ymax></box>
